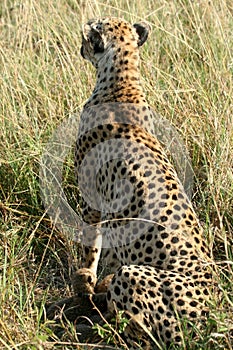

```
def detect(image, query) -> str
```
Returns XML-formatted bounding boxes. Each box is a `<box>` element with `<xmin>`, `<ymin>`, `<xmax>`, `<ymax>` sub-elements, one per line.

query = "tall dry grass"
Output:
<box><xmin>0</xmin><ymin>0</ymin><xmax>232</xmax><ymax>348</ymax></box>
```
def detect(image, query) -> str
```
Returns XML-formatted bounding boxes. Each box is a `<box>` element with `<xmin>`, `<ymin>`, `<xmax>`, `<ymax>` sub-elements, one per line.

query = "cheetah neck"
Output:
<box><xmin>84</xmin><ymin>46</ymin><xmax>147</xmax><ymax>108</ymax></box>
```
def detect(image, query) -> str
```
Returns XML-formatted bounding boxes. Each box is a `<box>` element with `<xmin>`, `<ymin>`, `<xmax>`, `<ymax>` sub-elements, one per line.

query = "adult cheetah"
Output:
<box><xmin>74</xmin><ymin>17</ymin><xmax>215</xmax><ymax>349</ymax></box>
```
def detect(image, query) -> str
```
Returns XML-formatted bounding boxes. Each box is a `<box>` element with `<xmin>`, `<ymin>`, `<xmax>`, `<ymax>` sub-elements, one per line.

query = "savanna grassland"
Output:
<box><xmin>0</xmin><ymin>0</ymin><xmax>233</xmax><ymax>349</ymax></box>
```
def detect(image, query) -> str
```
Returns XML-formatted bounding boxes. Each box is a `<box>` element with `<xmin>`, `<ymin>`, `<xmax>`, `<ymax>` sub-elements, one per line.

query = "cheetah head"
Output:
<box><xmin>80</xmin><ymin>17</ymin><xmax>150</xmax><ymax>67</ymax></box>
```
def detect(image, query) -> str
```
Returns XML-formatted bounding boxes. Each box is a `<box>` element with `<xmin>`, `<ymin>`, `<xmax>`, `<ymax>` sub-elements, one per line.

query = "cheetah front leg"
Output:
<box><xmin>78</xmin><ymin>198</ymin><xmax>103</xmax><ymax>279</ymax></box>
<box><xmin>72</xmin><ymin>228</ymin><xmax>101</xmax><ymax>297</ymax></box>
<box><xmin>82</xmin><ymin>225</ymin><xmax>102</xmax><ymax>276</ymax></box>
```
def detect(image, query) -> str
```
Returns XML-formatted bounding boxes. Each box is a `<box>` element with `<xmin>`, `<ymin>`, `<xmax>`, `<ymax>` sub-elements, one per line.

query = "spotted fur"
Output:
<box><xmin>74</xmin><ymin>17</ymin><xmax>214</xmax><ymax>349</ymax></box>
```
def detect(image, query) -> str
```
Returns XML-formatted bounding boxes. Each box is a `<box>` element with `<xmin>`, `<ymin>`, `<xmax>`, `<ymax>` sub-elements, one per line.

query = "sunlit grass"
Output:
<box><xmin>0</xmin><ymin>0</ymin><xmax>232</xmax><ymax>348</ymax></box>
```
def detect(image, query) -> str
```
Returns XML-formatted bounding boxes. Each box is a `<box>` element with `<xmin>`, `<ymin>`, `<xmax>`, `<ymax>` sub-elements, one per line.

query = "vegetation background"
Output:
<box><xmin>0</xmin><ymin>0</ymin><xmax>232</xmax><ymax>349</ymax></box>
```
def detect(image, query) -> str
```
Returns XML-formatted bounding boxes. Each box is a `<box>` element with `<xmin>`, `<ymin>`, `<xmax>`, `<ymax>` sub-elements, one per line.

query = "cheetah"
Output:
<box><xmin>74</xmin><ymin>17</ymin><xmax>215</xmax><ymax>349</ymax></box>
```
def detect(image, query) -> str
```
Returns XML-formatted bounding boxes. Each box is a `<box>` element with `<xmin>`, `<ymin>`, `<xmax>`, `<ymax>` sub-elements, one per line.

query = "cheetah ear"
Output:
<box><xmin>83</xmin><ymin>24</ymin><xmax>105</xmax><ymax>54</ymax></box>
<box><xmin>133</xmin><ymin>22</ymin><xmax>151</xmax><ymax>47</ymax></box>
